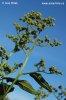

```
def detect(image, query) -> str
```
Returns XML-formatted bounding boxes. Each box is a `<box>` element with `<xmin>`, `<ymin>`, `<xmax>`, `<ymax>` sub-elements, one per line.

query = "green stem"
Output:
<box><xmin>5</xmin><ymin>55</ymin><xmax>29</xmax><ymax>95</ymax></box>
<box><xmin>3</xmin><ymin>42</ymin><xmax>35</xmax><ymax>99</ymax></box>
<box><xmin>23</xmin><ymin>48</ymin><xmax>27</xmax><ymax>56</ymax></box>
<box><xmin>22</xmin><ymin>70</ymin><xmax>52</xmax><ymax>75</ymax></box>
<box><xmin>0</xmin><ymin>61</ymin><xmax>6</xmax><ymax>70</ymax></box>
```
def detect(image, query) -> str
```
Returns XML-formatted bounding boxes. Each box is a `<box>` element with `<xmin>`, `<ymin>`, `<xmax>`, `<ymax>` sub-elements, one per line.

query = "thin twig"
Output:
<box><xmin>22</xmin><ymin>70</ymin><xmax>52</xmax><ymax>75</ymax></box>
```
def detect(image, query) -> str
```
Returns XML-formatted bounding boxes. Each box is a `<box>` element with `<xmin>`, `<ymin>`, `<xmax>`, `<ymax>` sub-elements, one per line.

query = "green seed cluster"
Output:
<box><xmin>34</xmin><ymin>58</ymin><xmax>46</xmax><ymax>71</ymax></box>
<box><xmin>49</xmin><ymin>66</ymin><xmax>63</xmax><ymax>75</ymax></box>
<box><xmin>19</xmin><ymin>11</ymin><xmax>55</xmax><ymax>32</ymax></box>
<box><xmin>0</xmin><ymin>46</ymin><xmax>7</xmax><ymax>59</ymax></box>
<box><xmin>53</xmin><ymin>85</ymin><xmax>66</xmax><ymax>100</ymax></box>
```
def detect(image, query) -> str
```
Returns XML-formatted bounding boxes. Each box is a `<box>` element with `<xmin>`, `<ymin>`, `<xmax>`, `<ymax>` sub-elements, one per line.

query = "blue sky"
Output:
<box><xmin>0</xmin><ymin>0</ymin><xmax>66</xmax><ymax>100</ymax></box>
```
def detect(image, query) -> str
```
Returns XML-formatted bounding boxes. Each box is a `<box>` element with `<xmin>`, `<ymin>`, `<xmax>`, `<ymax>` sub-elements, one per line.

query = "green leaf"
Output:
<box><xmin>4</xmin><ymin>77</ymin><xmax>38</xmax><ymax>95</ymax></box>
<box><xmin>29</xmin><ymin>73</ymin><xmax>52</xmax><ymax>92</ymax></box>
<box><xmin>0</xmin><ymin>83</ymin><xmax>14</xmax><ymax>95</ymax></box>
<box><xmin>16</xmin><ymin>80</ymin><xmax>38</xmax><ymax>95</ymax></box>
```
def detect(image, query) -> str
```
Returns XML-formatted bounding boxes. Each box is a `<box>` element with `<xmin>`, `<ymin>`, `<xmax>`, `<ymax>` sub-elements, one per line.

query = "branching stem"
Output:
<box><xmin>3</xmin><ymin>42</ymin><xmax>36</xmax><ymax>99</ymax></box>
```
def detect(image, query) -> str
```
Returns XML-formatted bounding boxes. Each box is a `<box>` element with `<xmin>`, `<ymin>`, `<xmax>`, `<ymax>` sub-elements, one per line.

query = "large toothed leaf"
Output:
<box><xmin>4</xmin><ymin>77</ymin><xmax>38</xmax><ymax>95</ymax></box>
<box><xmin>29</xmin><ymin>73</ymin><xmax>52</xmax><ymax>92</ymax></box>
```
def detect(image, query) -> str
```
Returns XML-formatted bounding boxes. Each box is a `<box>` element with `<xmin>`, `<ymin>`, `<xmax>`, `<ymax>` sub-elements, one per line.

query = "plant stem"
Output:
<box><xmin>3</xmin><ymin>42</ymin><xmax>35</xmax><ymax>99</ymax></box>
<box><xmin>0</xmin><ymin>61</ymin><xmax>6</xmax><ymax>70</ymax></box>
<box><xmin>22</xmin><ymin>70</ymin><xmax>53</xmax><ymax>75</ymax></box>
<box><xmin>4</xmin><ymin>55</ymin><xmax>29</xmax><ymax>96</ymax></box>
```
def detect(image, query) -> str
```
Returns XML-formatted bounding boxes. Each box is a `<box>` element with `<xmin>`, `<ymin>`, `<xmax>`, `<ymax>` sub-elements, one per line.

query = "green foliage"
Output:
<box><xmin>29</xmin><ymin>73</ymin><xmax>52</xmax><ymax>92</ymax></box>
<box><xmin>53</xmin><ymin>85</ymin><xmax>66</xmax><ymax>100</ymax></box>
<box><xmin>16</xmin><ymin>80</ymin><xmax>38</xmax><ymax>95</ymax></box>
<box><xmin>4</xmin><ymin>77</ymin><xmax>38</xmax><ymax>95</ymax></box>
<box><xmin>0</xmin><ymin>83</ymin><xmax>14</xmax><ymax>95</ymax></box>
<box><xmin>0</xmin><ymin>46</ymin><xmax>7</xmax><ymax>59</ymax></box>
<box><xmin>49</xmin><ymin>66</ymin><xmax>63</xmax><ymax>75</ymax></box>
<box><xmin>50</xmin><ymin>38</ymin><xmax>62</xmax><ymax>47</ymax></box>
<box><xmin>35</xmin><ymin>87</ymin><xmax>49</xmax><ymax>100</ymax></box>
<box><xmin>19</xmin><ymin>11</ymin><xmax>55</xmax><ymax>31</ymax></box>
<box><xmin>34</xmin><ymin>58</ymin><xmax>46</xmax><ymax>71</ymax></box>
<box><xmin>45</xmin><ymin>35</ymin><xmax>50</xmax><ymax>43</ymax></box>
<box><xmin>5</xmin><ymin>11</ymin><xmax>61</xmax><ymax>55</ymax></box>
<box><xmin>0</xmin><ymin>11</ymin><xmax>64</xmax><ymax>100</ymax></box>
